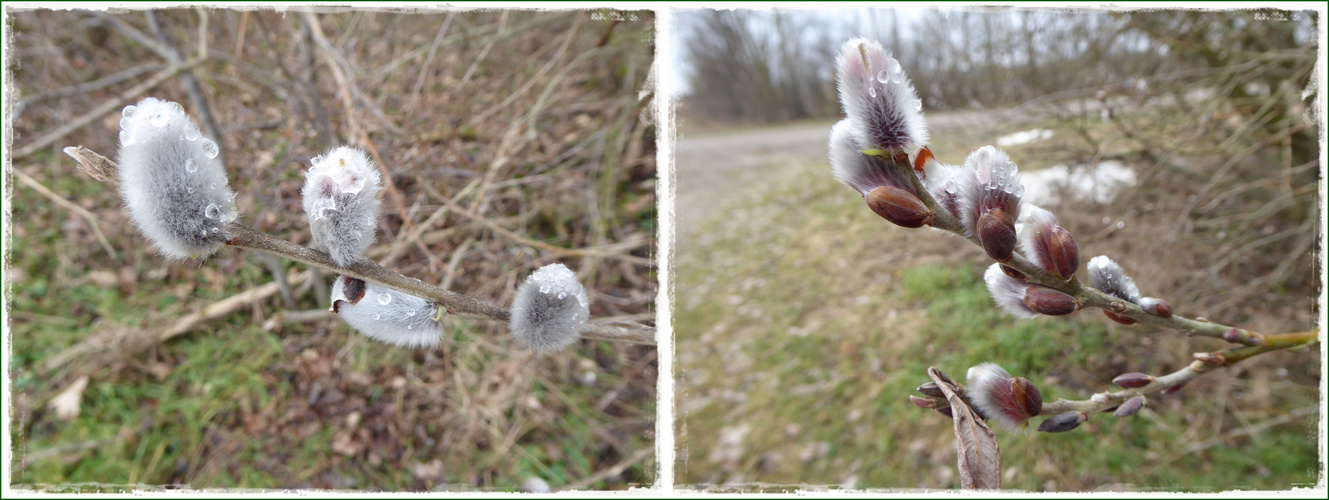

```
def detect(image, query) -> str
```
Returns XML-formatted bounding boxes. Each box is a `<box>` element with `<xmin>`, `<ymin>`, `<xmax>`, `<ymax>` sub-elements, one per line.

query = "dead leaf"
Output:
<box><xmin>410</xmin><ymin>459</ymin><xmax>446</xmax><ymax>484</ymax></box>
<box><xmin>929</xmin><ymin>367</ymin><xmax>1000</xmax><ymax>490</ymax></box>
<box><xmin>47</xmin><ymin>376</ymin><xmax>90</xmax><ymax>421</ymax></box>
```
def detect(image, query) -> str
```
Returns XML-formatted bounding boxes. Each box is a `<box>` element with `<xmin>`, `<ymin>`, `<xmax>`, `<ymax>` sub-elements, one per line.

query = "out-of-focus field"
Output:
<box><xmin>7</xmin><ymin>8</ymin><xmax>656</xmax><ymax>491</ymax></box>
<box><xmin>673</xmin><ymin>101</ymin><xmax>1321</xmax><ymax>490</ymax></box>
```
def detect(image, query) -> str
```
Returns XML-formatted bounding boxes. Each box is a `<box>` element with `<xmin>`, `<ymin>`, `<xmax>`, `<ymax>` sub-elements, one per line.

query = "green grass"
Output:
<box><xmin>673</xmin><ymin>153</ymin><xmax>1319</xmax><ymax>491</ymax></box>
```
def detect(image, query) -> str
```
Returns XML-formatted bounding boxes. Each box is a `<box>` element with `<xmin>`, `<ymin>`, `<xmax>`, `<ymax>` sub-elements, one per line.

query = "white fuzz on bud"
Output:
<box><xmin>829</xmin><ymin>119</ymin><xmax>916</xmax><ymax>195</ymax></box>
<box><xmin>922</xmin><ymin>159</ymin><xmax>971</xmax><ymax>219</ymax></box>
<box><xmin>960</xmin><ymin>146</ymin><xmax>1024</xmax><ymax>238</ymax></box>
<box><xmin>330</xmin><ymin>276</ymin><xmax>444</xmax><ymax>349</ymax></box>
<box><xmin>983</xmin><ymin>263</ymin><xmax>1039</xmax><ymax>319</ymax></box>
<box><xmin>1018</xmin><ymin>205</ymin><xmax>1079</xmax><ymax>280</ymax></box>
<box><xmin>510</xmin><ymin>263</ymin><xmax>590</xmax><ymax>353</ymax></box>
<box><xmin>117</xmin><ymin>97</ymin><xmax>237</xmax><ymax>259</ymax></box>
<box><xmin>301</xmin><ymin>147</ymin><xmax>382</xmax><ymax>266</ymax></box>
<box><xmin>966</xmin><ymin>362</ymin><xmax>1043</xmax><ymax>430</ymax></box>
<box><xmin>835</xmin><ymin>38</ymin><xmax>928</xmax><ymax>154</ymax></box>
<box><xmin>1086</xmin><ymin>255</ymin><xmax>1140</xmax><ymax>303</ymax></box>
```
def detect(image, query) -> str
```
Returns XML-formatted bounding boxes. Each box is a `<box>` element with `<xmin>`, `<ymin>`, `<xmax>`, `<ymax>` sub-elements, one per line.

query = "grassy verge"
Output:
<box><xmin>673</xmin><ymin>148</ymin><xmax>1319</xmax><ymax>490</ymax></box>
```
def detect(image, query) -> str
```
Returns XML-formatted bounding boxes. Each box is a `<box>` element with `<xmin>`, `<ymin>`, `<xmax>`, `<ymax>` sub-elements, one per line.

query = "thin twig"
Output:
<box><xmin>15</xmin><ymin>58</ymin><xmax>203</xmax><ymax>159</ymax></box>
<box><xmin>12</xmin><ymin>168</ymin><xmax>118</xmax><ymax>259</ymax></box>
<box><xmin>63</xmin><ymin>146</ymin><xmax>657</xmax><ymax>347</ymax></box>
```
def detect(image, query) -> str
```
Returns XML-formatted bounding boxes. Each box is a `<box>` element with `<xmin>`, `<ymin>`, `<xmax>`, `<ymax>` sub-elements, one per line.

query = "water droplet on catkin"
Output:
<box><xmin>119</xmin><ymin>130</ymin><xmax>132</xmax><ymax>145</ymax></box>
<box><xmin>868</xmin><ymin>87</ymin><xmax>877</xmax><ymax>98</ymax></box>
<box><xmin>184</xmin><ymin>159</ymin><xmax>198</xmax><ymax>173</ymax></box>
<box><xmin>201</xmin><ymin>138</ymin><xmax>219</xmax><ymax>159</ymax></box>
<box><xmin>205</xmin><ymin>204</ymin><xmax>221</xmax><ymax>219</ymax></box>
<box><xmin>377</xmin><ymin>293</ymin><xmax>392</xmax><ymax>305</ymax></box>
<box><xmin>122</xmin><ymin>105</ymin><xmax>138</xmax><ymax>118</ymax></box>
<box><xmin>184</xmin><ymin>127</ymin><xmax>201</xmax><ymax>141</ymax></box>
<box><xmin>406</xmin><ymin>309</ymin><xmax>416</xmax><ymax>317</ymax></box>
<box><xmin>876</xmin><ymin>69</ymin><xmax>890</xmax><ymax>84</ymax></box>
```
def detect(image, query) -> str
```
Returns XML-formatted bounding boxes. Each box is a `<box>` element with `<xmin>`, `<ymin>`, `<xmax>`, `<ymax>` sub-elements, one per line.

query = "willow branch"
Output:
<box><xmin>62</xmin><ymin>146</ymin><xmax>656</xmax><ymax>346</ymax></box>
<box><xmin>893</xmin><ymin>154</ymin><xmax>1250</xmax><ymax>341</ymax></box>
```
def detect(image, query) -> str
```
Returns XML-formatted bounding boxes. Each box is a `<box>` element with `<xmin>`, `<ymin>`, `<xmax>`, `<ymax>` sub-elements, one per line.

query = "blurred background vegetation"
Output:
<box><xmin>7</xmin><ymin>7</ymin><xmax>655</xmax><ymax>491</ymax></box>
<box><xmin>672</xmin><ymin>6</ymin><xmax>1321</xmax><ymax>491</ymax></box>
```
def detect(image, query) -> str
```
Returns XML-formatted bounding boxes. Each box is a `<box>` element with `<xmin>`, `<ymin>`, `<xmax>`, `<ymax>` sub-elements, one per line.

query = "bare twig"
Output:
<box><xmin>12</xmin><ymin>167</ymin><xmax>118</xmax><ymax>259</ymax></box>
<box><xmin>14</xmin><ymin>58</ymin><xmax>203</xmax><ymax>159</ymax></box>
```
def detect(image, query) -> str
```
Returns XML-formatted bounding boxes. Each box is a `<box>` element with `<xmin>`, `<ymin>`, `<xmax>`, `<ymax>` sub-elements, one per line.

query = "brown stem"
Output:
<box><xmin>62</xmin><ymin>146</ymin><xmax>656</xmax><ymax>347</ymax></box>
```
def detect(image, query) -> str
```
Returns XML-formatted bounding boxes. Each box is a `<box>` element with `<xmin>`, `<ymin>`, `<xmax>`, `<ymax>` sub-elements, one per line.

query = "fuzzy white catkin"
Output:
<box><xmin>960</xmin><ymin>145</ymin><xmax>1024</xmax><ymax>238</ymax></box>
<box><xmin>1086</xmin><ymin>255</ymin><xmax>1141</xmax><ymax>303</ymax></box>
<box><xmin>983</xmin><ymin>263</ymin><xmax>1039</xmax><ymax>319</ymax></box>
<box><xmin>966</xmin><ymin>363</ymin><xmax>1025</xmax><ymax>430</ymax></box>
<box><xmin>510</xmin><ymin>263</ymin><xmax>590</xmax><ymax>353</ymax></box>
<box><xmin>828</xmin><ymin>119</ymin><xmax>914</xmax><ymax>195</ymax></box>
<box><xmin>117</xmin><ymin>97</ymin><xmax>237</xmax><ymax>259</ymax></box>
<box><xmin>301</xmin><ymin>147</ymin><xmax>382</xmax><ymax>266</ymax></box>
<box><xmin>835</xmin><ymin>37</ymin><xmax>928</xmax><ymax>154</ymax></box>
<box><xmin>330</xmin><ymin>276</ymin><xmax>444</xmax><ymax>348</ymax></box>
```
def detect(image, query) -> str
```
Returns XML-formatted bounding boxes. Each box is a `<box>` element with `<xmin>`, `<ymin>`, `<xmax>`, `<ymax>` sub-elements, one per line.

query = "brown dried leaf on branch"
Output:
<box><xmin>928</xmin><ymin>367</ymin><xmax>1000</xmax><ymax>490</ymax></box>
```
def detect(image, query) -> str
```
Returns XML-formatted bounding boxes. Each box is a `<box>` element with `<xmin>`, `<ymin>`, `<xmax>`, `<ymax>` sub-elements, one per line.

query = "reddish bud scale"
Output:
<box><xmin>1161</xmin><ymin>381</ymin><xmax>1188</xmax><ymax>395</ymax></box>
<box><xmin>913</xmin><ymin>146</ymin><xmax>936</xmax><ymax>178</ymax></box>
<box><xmin>1023</xmin><ymin>286</ymin><xmax>1081</xmax><ymax>316</ymax></box>
<box><xmin>1011</xmin><ymin>377</ymin><xmax>1043</xmax><ymax>417</ymax></box>
<box><xmin>978</xmin><ymin>209</ymin><xmax>1017</xmax><ymax>262</ymax></box>
<box><xmin>866</xmin><ymin>186</ymin><xmax>935</xmax><ymax>228</ymax></box>
<box><xmin>1047</xmin><ymin>227</ymin><xmax>1079</xmax><ymax>280</ymax></box>
<box><xmin>1194</xmin><ymin>352</ymin><xmax>1226</xmax><ymax>365</ymax></box>
<box><xmin>1102</xmin><ymin>310</ymin><xmax>1138</xmax><ymax>325</ymax></box>
<box><xmin>1037</xmin><ymin>411</ymin><xmax>1088</xmax><ymax>433</ymax></box>
<box><xmin>1140</xmin><ymin>297</ymin><xmax>1172</xmax><ymax>317</ymax></box>
<box><xmin>999</xmin><ymin>264</ymin><xmax>1026</xmax><ymax>281</ymax></box>
<box><xmin>917</xmin><ymin>382</ymin><xmax>945</xmax><ymax>398</ymax></box>
<box><xmin>909</xmin><ymin>395</ymin><xmax>937</xmax><ymax>409</ymax></box>
<box><xmin>1114</xmin><ymin>396</ymin><xmax>1146</xmax><ymax>418</ymax></box>
<box><xmin>1111</xmin><ymin>372</ymin><xmax>1155</xmax><ymax>389</ymax></box>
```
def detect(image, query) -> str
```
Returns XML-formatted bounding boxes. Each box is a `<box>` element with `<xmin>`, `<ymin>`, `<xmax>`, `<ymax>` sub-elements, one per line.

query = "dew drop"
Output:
<box><xmin>884</xmin><ymin>57</ymin><xmax>900</xmax><ymax>76</ymax></box>
<box><xmin>377</xmin><ymin>292</ymin><xmax>392</xmax><ymax>305</ymax></box>
<box><xmin>407</xmin><ymin>325</ymin><xmax>414</xmax><ymax>330</ymax></box>
<box><xmin>187</xmin><ymin>187</ymin><xmax>194</xmax><ymax>193</ymax></box>
<box><xmin>868</xmin><ymin>87</ymin><xmax>877</xmax><ymax>98</ymax></box>
<box><xmin>119</xmin><ymin>117</ymin><xmax>131</xmax><ymax>130</ymax></box>
<box><xmin>311</xmin><ymin>155</ymin><xmax>325</xmax><ymax>165</ymax></box>
<box><xmin>557</xmin><ymin>292</ymin><xmax>567</xmax><ymax>300</ymax></box>
<box><xmin>170</xmin><ymin>102</ymin><xmax>185</xmax><ymax>114</ymax></box>
<box><xmin>1014</xmin><ymin>184</ymin><xmax>1025</xmax><ymax>198</ymax></box>
<box><xmin>876</xmin><ymin>69</ymin><xmax>890</xmax><ymax>84</ymax></box>
<box><xmin>913</xmin><ymin>98</ymin><xmax>923</xmax><ymax>111</ymax></box>
<box><xmin>184</xmin><ymin>159</ymin><xmax>198</xmax><ymax>173</ymax></box>
<box><xmin>149</xmin><ymin>112</ymin><xmax>169</xmax><ymax>127</ymax></box>
<box><xmin>119</xmin><ymin>130</ymin><xmax>132</xmax><ymax>145</ymax></box>
<box><xmin>201</xmin><ymin>229</ymin><xmax>209</xmax><ymax>237</ymax></box>
<box><xmin>540</xmin><ymin>285</ymin><xmax>551</xmax><ymax>294</ymax></box>
<box><xmin>201</xmin><ymin>138</ymin><xmax>219</xmax><ymax>159</ymax></box>
<box><xmin>205</xmin><ymin>203</ymin><xmax>221</xmax><ymax>219</ymax></box>
<box><xmin>406</xmin><ymin>309</ymin><xmax>416</xmax><ymax>317</ymax></box>
<box><xmin>184</xmin><ymin>127</ymin><xmax>201</xmax><ymax>141</ymax></box>
<box><xmin>210</xmin><ymin>182</ymin><xmax>218</xmax><ymax>190</ymax></box>
<box><xmin>122</xmin><ymin>105</ymin><xmax>138</xmax><ymax>118</ymax></box>
<box><xmin>1116</xmin><ymin>221</ymin><xmax>1125</xmax><ymax>229</ymax></box>
<box><xmin>211</xmin><ymin>227</ymin><xmax>220</xmax><ymax>233</ymax></box>
<box><xmin>372</xmin><ymin>313</ymin><xmax>381</xmax><ymax>320</ymax></box>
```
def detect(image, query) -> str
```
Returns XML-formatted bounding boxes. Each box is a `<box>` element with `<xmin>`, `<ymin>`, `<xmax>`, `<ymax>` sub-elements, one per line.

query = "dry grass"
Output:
<box><xmin>8</xmin><ymin>7</ymin><xmax>655</xmax><ymax>490</ymax></box>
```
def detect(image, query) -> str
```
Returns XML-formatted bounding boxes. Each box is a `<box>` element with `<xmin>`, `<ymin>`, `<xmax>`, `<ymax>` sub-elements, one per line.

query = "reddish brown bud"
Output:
<box><xmin>1047</xmin><ymin>227</ymin><xmax>1079</xmax><ymax>280</ymax></box>
<box><xmin>1139</xmin><ymin>297</ymin><xmax>1172</xmax><ymax>317</ymax></box>
<box><xmin>913</xmin><ymin>146</ymin><xmax>936</xmax><ymax>177</ymax></box>
<box><xmin>999</xmin><ymin>264</ymin><xmax>1026</xmax><ymax>281</ymax></box>
<box><xmin>1221</xmin><ymin>328</ymin><xmax>1265</xmax><ymax>346</ymax></box>
<box><xmin>330</xmin><ymin>277</ymin><xmax>367</xmax><ymax>313</ymax></box>
<box><xmin>1037</xmin><ymin>411</ymin><xmax>1088</xmax><ymax>433</ymax></box>
<box><xmin>1022</xmin><ymin>285</ymin><xmax>1081</xmax><ymax>316</ymax></box>
<box><xmin>1111</xmin><ymin>372</ymin><xmax>1155</xmax><ymax>389</ymax></box>
<box><xmin>1114</xmin><ymin>396</ymin><xmax>1146</xmax><ymax>418</ymax></box>
<box><xmin>865</xmin><ymin>186</ymin><xmax>934</xmax><ymax>228</ymax></box>
<box><xmin>917</xmin><ymin>382</ymin><xmax>945</xmax><ymax>398</ymax></box>
<box><xmin>1194</xmin><ymin>352</ymin><xmax>1226</xmax><ymax>365</ymax></box>
<box><xmin>1102</xmin><ymin>310</ymin><xmax>1138</xmax><ymax>325</ymax></box>
<box><xmin>978</xmin><ymin>209</ymin><xmax>1017</xmax><ymax>262</ymax></box>
<box><xmin>1011</xmin><ymin>377</ymin><xmax>1043</xmax><ymax>417</ymax></box>
<box><xmin>909</xmin><ymin>395</ymin><xmax>937</xmax><ymax>409</ymax></box>
<box><xmin>1161</xmin><ymin>381</ymin><xmax>1188</xmax><ymax>395</ymax></box>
